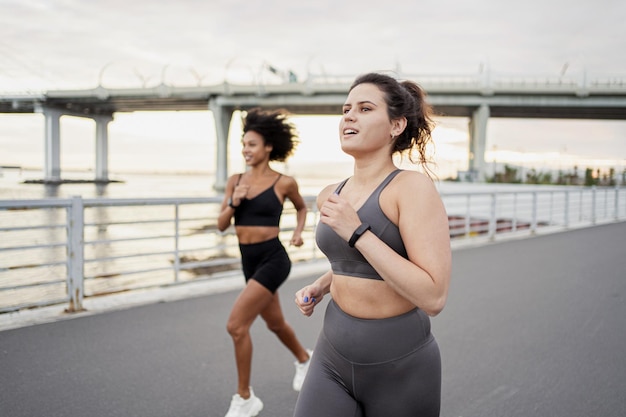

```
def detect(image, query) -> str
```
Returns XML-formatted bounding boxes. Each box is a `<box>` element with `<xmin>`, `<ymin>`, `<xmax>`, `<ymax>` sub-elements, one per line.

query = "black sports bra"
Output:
<box><xmin>233</xmin><ymin>174</ymin><xmax>283</xmax><ymax>227</ymax></box>
<box><xmin>315</xmin><ymin>169</ymin><xmax>408</xmax><ymax>280</ymax></box>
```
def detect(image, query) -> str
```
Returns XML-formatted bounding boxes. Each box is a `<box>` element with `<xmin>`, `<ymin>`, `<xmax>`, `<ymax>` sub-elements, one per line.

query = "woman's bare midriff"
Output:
<box><xmin>235</xmin><ymin>225</ymin><xmax>280</xmax><ymax>244</ymax></box>
<box><xmin>330</xmin><ymin>274</ymin><xmax>417</xmax><ymax>319</ymax></box>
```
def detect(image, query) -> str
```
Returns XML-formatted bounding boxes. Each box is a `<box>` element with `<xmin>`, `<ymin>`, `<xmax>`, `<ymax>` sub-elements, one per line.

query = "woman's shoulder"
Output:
<box><xmin>319</xmin><ymin>182</ymin><xmax>340</xmax><ymax>196</ymax></box>
<box><xmin>226</xmin><ymin>173</ymin><xmax>243</xmax><ymax>185</ymax></box>
<box><xmin>390</xmin><ymin>169</ymin><xmax>439</xmax><ymax>198</ymax></box>
<box><xmin>316</xmin><ymin>182</ymin><xmax>342</xmax><ymax>206</ymax></box>
<box><xmin>395</xmin><ymin>169</ymin><xmax>435</xmax><ymax>186</ymax></box>
<box><xmin>274</xmin><ymin>173</ymin><xmax>302</xmax><ymax>196</ymax></box>
<box><xmin>276</xmin><ymin>172</ymin><xmax>297</xmax><ymax>186</ymax></box>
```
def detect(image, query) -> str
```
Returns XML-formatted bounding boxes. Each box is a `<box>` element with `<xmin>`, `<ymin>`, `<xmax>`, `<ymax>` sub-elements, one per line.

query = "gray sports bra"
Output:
<box><xmin>315</xmin><ymin>169</ymin><xmax>408</xmax><ymax>280</ymax></box>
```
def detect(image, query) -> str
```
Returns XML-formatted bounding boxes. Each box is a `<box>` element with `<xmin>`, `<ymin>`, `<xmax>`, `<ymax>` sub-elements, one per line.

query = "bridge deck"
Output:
<box><xmin>3</xmin><ymin>78</ymin><xmax>626</xmax><ymax>118</ymax></box>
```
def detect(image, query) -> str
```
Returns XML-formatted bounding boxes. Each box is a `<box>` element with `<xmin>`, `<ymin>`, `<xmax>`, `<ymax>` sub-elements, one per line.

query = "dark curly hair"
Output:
<box><xmin>349</xmin><ymin>73</ymin><xmax>436</xmax><ymax>176</ymax></box>
<box><xmin>241</xmin><ymin>107</ymin><xmax>299</xmax><ymax>162</ymax></box>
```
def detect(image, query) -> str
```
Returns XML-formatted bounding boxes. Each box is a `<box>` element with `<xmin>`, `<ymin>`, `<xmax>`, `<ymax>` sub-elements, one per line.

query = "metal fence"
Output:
<box><xmin>1</xmin><ymin>186</ymin><xmax>624</xmax><ymax>314</ymax></box>
<box><xmin>445</xmin><ymin>186</ymin><xmax>625</xmax><ymax>238</ymax></box>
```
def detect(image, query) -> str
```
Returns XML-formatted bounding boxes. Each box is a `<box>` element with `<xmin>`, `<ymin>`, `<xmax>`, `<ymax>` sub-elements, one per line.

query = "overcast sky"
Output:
<box><xmin>2</xmin><ymin>0</ymin><xmax>625</xmax><ymax>89</ymax></box>
<box><xmin>1</xmin><ymin>0</ymin><xmax>626</xmax><ymax>176</ymax></box>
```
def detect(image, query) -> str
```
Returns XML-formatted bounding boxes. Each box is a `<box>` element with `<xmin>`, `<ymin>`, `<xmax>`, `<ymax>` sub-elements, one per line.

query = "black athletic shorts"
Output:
<box><xmin>239</xmin><ymin>237</ymin><xmax>291</xmax><ymax>293</ymax></box>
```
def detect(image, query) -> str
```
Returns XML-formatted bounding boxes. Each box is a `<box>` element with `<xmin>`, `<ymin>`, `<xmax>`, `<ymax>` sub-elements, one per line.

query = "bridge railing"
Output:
<box><xmin>1</xmin><ymin>186</ymin><xmax>624</xmax><ymax>314</ymax></box>
<box><xmin>444</xmin><ymin>186</ymin><xmax>624</xmax><ymax>238</ymax></box>
<box><xmin>303</xmin><ymin>71</ymin><xmax>626</xmax><ymax>95</ymax></box>
<box><xmin>0</xmin><ymin>196</ymin><xmax>321</xmax><ymax>314</ymax></box>
<box><xmin>3</xmin><ymin>70</ymin><xmax>626</xmax><ymax>98</ymax></box>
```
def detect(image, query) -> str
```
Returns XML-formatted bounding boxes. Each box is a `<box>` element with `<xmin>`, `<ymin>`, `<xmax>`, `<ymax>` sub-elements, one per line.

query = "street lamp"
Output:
<box><xmin>98</xmin><ymin>61</ymin><xmax>115</xmax><ymax>87</ymax></box>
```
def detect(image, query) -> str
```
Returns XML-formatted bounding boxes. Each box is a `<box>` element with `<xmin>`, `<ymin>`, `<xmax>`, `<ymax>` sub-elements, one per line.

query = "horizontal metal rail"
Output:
<box><xmin>1</xmin><ymin>186</ymin><xmax>624</xmax><ymax>314</ymax></box>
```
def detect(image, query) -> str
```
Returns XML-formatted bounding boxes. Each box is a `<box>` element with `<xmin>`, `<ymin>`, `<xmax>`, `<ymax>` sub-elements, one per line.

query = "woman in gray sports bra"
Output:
<box><xmin>294</xmin><ymin>73</ymin><xmax>452</xmax><ymax>417</ymax></box>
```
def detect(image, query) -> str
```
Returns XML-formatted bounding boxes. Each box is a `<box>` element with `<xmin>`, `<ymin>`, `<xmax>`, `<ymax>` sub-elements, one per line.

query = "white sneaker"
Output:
<box><xmin>292</xmin><ymin>349</ymin><xmax>313</xmax><ymax>392</ymax></box>
<box><xmin>224</xmin><ymin>387</ymin><xmax>263</xmax><ymax>417</ymax></box>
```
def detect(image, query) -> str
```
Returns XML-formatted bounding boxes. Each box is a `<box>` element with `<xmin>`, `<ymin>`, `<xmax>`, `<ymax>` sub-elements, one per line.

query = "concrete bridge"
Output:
<box><xmin>2</xmin><ymin>71</ymin><xmax>626</xmax><ymax>189</ymax></box>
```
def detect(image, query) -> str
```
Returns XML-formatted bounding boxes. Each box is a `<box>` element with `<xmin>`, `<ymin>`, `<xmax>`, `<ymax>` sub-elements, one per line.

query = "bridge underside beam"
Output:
<box><xmin>488</xmin><ymin>106</ymin><xmax>626</xmax><ymax>120</ymax></box>
<box><xmin>431</xmin><ymin>94</ymin><xmax>626</xmax><ymax>120</ymax></box>
<box><xmin>37</xmin><ymin>97</ymin><xmax>623</xmax><ymax>120</ymax></box>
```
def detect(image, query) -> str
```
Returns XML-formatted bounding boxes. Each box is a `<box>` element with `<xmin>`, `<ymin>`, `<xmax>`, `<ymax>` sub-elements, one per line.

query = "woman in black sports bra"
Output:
<box><xmin>293</xmin><ymin>73</ymin><xmax>452</xmax><ymax>417</ymax></box>
<box><xmin>217</xmin><ymin>108</ymin><xmax>312</xmax><ymax>417</ymax></box>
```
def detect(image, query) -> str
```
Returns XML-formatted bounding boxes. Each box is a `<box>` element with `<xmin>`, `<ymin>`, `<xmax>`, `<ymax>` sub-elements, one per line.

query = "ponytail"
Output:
<box><xmin>350</xmin><ymin>73</ymin><xmax>436</xmax><ymax>177</ymax></box>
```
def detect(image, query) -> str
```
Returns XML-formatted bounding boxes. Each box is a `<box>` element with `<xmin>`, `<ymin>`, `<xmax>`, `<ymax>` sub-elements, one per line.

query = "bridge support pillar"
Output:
<box><xmin>94</xmin><ymin>115</ymin><xmax>113</xmax><ymax>182</ymax></box>
<box><xmin>43</xmin><ymin>108</ymin><xmax>63</xmax><ymax>182</ymax></box>
<box><xmin>38</xmin><ymin>105</ymin><xmax>116</xmax><ymax>184</ymax></box>
<box><xmin>209</xmin><ymin>98</ymin><xmax>235</xmax><ymax>192</ymax></box>
<box><xmin>469</xmin><ymin>103</ymin><xmax>490</xmax><ymax>182</ymax></box>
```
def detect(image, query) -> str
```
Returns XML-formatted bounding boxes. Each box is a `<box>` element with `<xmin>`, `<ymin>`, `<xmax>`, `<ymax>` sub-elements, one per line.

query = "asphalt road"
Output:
<box><xmin>1</xmin><ymin>222</ymin><xmax>625</xmax><ymax>417</ymax></box>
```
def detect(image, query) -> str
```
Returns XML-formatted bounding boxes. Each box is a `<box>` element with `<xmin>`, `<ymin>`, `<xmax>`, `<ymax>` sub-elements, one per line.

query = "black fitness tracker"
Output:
<box><xmin>348</xmin><ymin>223</ymin><xmax>371</xmax><ymax>247</ymax></box>
<box><xmin>228</xmin><ymin>197</ymin><xmax>239</xmax><ymax>208</ymax></box>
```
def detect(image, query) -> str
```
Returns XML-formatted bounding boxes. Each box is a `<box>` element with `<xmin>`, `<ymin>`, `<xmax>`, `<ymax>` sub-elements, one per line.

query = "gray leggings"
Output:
<box><xmin>293</xmin><ymin>299</ymin><xmax>441</xmax><ymax>417</ymax></box>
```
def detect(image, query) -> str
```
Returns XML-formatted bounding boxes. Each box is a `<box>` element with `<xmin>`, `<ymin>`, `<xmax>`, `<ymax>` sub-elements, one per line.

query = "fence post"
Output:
<box><xmin>579</xmin><ymin>189</ymin><xmax>584</xmax><ymax>222</ymax></box>
<box><xmin>564</xmin><ymin>190</ymin><xmax>570</xmax><ymax>228</ymax></box>
<box><xmin>512</xmin><ymin>193</ymin><xmax>518</xmax><ymax>232</ymax></box>
<box><xmin>174</xmin><ymin>203</ymin><xmax>180</xmax><ymax>282</ymax></box>
<box><xmin>67</xmin><ymin>196</ymin><xmax>85</xmax><ymax>312</ymax></box>
<box><xmin>488</xmin><ymin>193</ymin><xmax>497</xmax><ymax>240</ymax></box>
<box><xmin>464</xmin><ymin>194</ymin><xmax>471</xmax><ymax>237</ymax></box>
<box><xmin>531</xmin><ymin>192</ymin><xmax>538</xmax><ymax>233</ymax></box>
<box><xmin>591</xmin><ymin>186</ymin><xmax>597</xmax><ymax>224</ymax></box>
<box><xmin>615</xmin><ymin>185</ymin><xmax>620</xmax><ymax>220</ymax></box>
<box><xmin>549</xmin><ymin>191</ymin><xmax>554</xmax><ymax>225</ymax></box>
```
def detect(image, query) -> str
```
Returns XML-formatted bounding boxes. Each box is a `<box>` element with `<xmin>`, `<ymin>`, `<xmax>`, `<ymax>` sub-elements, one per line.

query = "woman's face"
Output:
<box><xmin>339</xmin><ymin>83</ymin><xmax>394</xmax><ymax>156</ymax></box>
<box><xmin>241</xmin><ymin>130</ymin><xmax>272</xmax><ymax>166</ymax></box>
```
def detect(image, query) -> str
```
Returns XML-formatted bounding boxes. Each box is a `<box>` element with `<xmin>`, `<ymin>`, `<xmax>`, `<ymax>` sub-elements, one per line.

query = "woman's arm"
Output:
<box><xmin>295</xmin><ymin>269</ymin><xmax>333</xmax><ymax>317</ymax></box>
<box><xmin>284</xmin><ymin>176</ymin><xmax>307</xmax><ymax>247</ymax></box>
<box><xmin>354</xmin><ymin>172</ymin><xmax>451</xmax><ymax>315</ymax></box>
<box><xmin>216</xmin><ymin>175</ymin><xmax>239</xmax><ymax>232</ymax></box>
<box><xmin>294</xmin><ymin>183</ymin><xmax>340</xmax><ymax>316</ymax></box>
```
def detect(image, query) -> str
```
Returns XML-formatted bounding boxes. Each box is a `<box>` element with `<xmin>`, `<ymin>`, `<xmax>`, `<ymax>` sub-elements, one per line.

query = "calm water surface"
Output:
<box><xmin>0</xmin><ymin>167</ymin><xmax>560</xmax><ymax>201</ymax></box>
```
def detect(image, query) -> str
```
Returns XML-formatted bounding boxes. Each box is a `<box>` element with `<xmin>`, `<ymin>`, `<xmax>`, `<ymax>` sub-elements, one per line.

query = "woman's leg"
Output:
<box><xmin>317</xmin><ymin>300</ymin><xmax>441</xmax><ymax>417</ymax></box>
<box><xmin>226</xmin><ymin>279</ymin><xmax>274</xmax><ymax>397</ymax></box>
<box><xmin>260</xmin><ymin>291</ymin><xmax>310</xmax><ymax>362</ymax></box>
<box><xmin>356</xmin><ymin>337</ymin><xmax>441</xmax><ymax>417</ymax></box>
<box><xmin>293</xmin><ymin>332</ymin><xmax>362</xmax><ymax>417</ymax></box>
